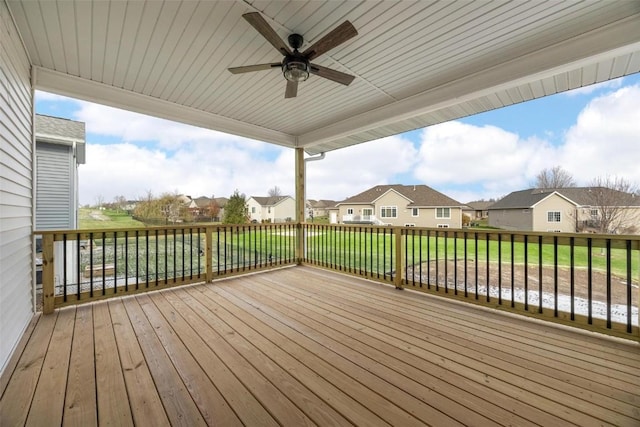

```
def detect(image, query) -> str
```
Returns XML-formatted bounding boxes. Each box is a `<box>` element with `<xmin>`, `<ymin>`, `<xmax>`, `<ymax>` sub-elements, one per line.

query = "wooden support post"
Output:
<box><xmin>42</xmin><ymin>234</ymin><xmax>55</xmax><ymax>314</ymax></box>
<box><xmin>295</xmin><ymin>147</ymin><xmax>305</xmax><ymax>265</ymax></box>
<box><xmin>205</xmin><ymin>226</ymin><xmax>213</xmax><ymax>283</ymax></box>
<box><xmin>394</xmin><ymin>227</ymin><xmax>404</xmax><ymax>290</ymax></box>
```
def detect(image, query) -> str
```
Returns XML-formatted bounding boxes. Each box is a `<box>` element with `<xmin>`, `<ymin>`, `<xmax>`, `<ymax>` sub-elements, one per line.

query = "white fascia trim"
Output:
<box><xmin>372</xmin><ymin>188</ymin><xmax>413</xmax><ymax>204</ymax></box>
<box><xmin>34</xmin><ymin>67</ymin><xmax>296</xmax><ymax>148</ymax></box>
<box><xmin>298</xmin><ymin>15</ymin><xmax>640</xmax><ymax>148</ymax></box>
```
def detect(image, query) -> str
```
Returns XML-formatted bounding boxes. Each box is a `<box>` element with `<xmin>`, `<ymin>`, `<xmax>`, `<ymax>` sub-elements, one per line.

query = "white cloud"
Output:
<box><xmin>413</xmin><ymin>122</ymin><xmax>557</xmax><ymax>199</ymax></box>
<box><xmin>305</xmin><ymin>136</ymin><xmax>418</xmax><ymax>201</ymax></box>
<box><xmin>559</xmin><ymin>84</ymin><xmax>640</xmax><ymax>185</ymax></box>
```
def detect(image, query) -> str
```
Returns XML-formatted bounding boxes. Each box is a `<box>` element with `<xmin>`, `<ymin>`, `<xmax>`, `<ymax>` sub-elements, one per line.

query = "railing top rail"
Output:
<box><xmin>34</xmin><ymin>222</ymin><xmax>295</xmax><ymax>236</ymax></box>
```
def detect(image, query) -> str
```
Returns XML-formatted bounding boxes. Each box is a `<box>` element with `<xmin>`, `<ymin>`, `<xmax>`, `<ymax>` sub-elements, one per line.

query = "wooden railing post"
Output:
<box><xmin>42</xmin><ymin>233</ymin><xmax>55</xmax><ymax>314</ymax></box>
<box><xmin>205</xmin><ymin>226</ymin><xmax>213</xmax><ymax>283</ymax></box>
<box><xmin>394</xmin><ymin>227</ymin><xmax>404</xmax><ymax>290</ymax></box>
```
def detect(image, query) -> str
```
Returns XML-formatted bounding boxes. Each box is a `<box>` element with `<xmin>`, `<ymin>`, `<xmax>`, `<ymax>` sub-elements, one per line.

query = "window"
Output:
<box><xmin>251</xmin><ymin>207</ymin><xmax>256</xmax><ymax>213</ymax></box>
<box><xmin>437</xmin><ymin>224</ymin><xmax>449</xmax><ymax>228</ymax></box>
<box><xmin>436</xmin><ymin>207</ymin><xmax>451</xmax><ymax>219</ymax></box>
<box><xmin>411</xmin><ymin>208</ymin><xmax>419</xmax><ymax>217</ymax></box>
<box><xmin>590</xmin><ymin>209</ymin><xmax>599</xmax><ymax>218</ymax></box>
<box><xmin>347</xmin><ymin>208</ymin><xmax>354</xmax><ymax>215</ymax></box>
<box><xmin>404</xmin><ymin>223</ymin><xmax>415</xmax><ymax>227</ymax></box>
<box><xmin>547</xmin><ymin>211</ymin><xmax>561</xmax><ymax>222</ymax></box>
<box><xmin>380</xmin><ymin>206</ymin><xmax>397</xmax><ymax>218</ymax></box>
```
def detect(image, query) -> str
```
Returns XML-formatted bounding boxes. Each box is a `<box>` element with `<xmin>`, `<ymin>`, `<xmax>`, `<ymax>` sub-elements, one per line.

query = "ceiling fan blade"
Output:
<box><xmin>310</xmin><ymin>64</ymin><xmax>355</xmax><ymax>86</ymax></box>
<box><xmin>301</xmin><ymin>20</ymin><xmax>357</xmax><ymax>60</ymax></box>
<box><xmin>228</xmin><ymin>63</ymin><xmax>281</xmax><ymax>74</ymax></box>
<box><xmin>285</xmin><ymin>80</ymin><xmax>298</xmax><ymax>98</ymax></box>
<box><xmin>243</xmin><ymin>12</ymin><xmax>292</xmax><ymax>56</ymax></box>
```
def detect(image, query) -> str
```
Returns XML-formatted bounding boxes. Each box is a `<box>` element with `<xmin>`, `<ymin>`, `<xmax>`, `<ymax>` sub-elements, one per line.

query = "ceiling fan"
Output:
<box><xmin>228</xmin><ymin>12</ymin><xmax>357</xmax><ymax>98</ymax></box>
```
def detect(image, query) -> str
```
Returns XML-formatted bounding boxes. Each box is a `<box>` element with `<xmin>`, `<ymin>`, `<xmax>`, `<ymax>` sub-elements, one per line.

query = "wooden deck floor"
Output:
<box><xmin>1</xmin><ymin>266</ymin><xmax>639</xmax><ymax>426</ymax></box>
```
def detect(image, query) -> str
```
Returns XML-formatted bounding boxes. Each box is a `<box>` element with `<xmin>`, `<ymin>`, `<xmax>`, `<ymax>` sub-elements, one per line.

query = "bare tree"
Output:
<box><xmin>268</xmin><ymin>186</ymin><xmax>282</xmax><ymax>197</ymax></box>
<box><xmin>94</xmin><ymin>194</ymin><xmax>105</xmax><ymax>209</ymax></box>
<box><xmin>532</xmin><ymin>166</ymin><xmax>576</xmax><ymax>188</ymax></box>
<box><xmin>587</xmin><ymin>176</ymin><xmax>639</xmax><ymax>234</ymax></box>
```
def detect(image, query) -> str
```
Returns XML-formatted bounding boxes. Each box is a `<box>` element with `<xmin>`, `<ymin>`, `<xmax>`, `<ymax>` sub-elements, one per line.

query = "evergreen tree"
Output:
<box><xmin>223</xmin><ymin>190</ymin><xmax>248</xmax><ymax>224</ymax></box>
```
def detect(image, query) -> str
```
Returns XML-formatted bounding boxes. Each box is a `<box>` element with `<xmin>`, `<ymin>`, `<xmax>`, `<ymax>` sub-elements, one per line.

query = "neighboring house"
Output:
<box><xmin>34</xmin><ymin>114</ymin><xmax>86</xmax><ymax>286</ymax></box>
<box><xmin>214</xmin><ymin>197</ymin><xmax>228</xmax><ymax>222</ymax></box>
<box><xmin>335</xmin><ymin>184</ymin><xmax>465</xmax><ymax>228</ymax></box>
<box><xmin>247</xmin><ymin>196</ymin><xmax>296</xmax><ymax>223</ymax></box>
<box><xmin>307</xmin><ymin>199</ymin><xmax>337</xmax><ymax>219</ymax></box>
<box><xmin>463</xmin><ymin>201</ymin><xmax>493</xmax><ymax>220</ymax></box>
<box><xmin>488</xmin><ymin>187</ymin><xmax>640</xmax><ymax>234</ymax></box>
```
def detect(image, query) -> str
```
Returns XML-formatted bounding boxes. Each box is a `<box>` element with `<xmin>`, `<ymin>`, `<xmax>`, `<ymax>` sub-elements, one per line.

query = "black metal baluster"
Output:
<box><xmin>453</xmin><ymin>231</ymin><xmax>457</xmax><ymax>295</ymax></box>
<box><xmin>427</xmin><ymin>230</ymin><xmax>431</xmax><ymax>289</ymax></box>
<box><xmin>606</xmin><ymin>239</ymin><xmax>612</xmax><ymax>329</ymax></box>
<box><xmin>435</xmin><ymin>230</ymin><xmax>439</xmax><ymax>291</ymax></box>
<box><xmin>90</xmin><ymin>232</ymin><xmax>94</xmax><ymax>297</ymax></box>
<box><xmin>570</xmin><ymin>237</ymin><xmax>575</xmax><ymax>320</ymax></box>
<box><xmin>587</xmin><ymin>237</ymin><xmax>592</xmax><ymax>324</ymax></box>
<box><xmin>498</xmin><ymin>234</ymin><xmax>502</xmax><ymax>305</ymax></box>
<box><xmin>444</xmin><ymin>231</ymin><xmax>448</xmax><ymax>293</ymax></box>
<box><xmin>76</xmin><ymin>234</ymin><xmax>81</xmax><ymax>298</ymax></box>
<box><xmin>538</xmin><ymin>235</ymin><xmax>543</xmax><ymax>314</ymax></box>
<box><xmin>164</xmin><ymin>229</ymin><xmax>168</xmax><ymax>283</ymax></box>
<box><xmin>626</xmin><ymin>240</ymin><xmax>632</xmax><ymax>333</ymax></box>
<box><xmin>510</xmin><ymin>234</ymin><xmax>516</xmax><ymax>310</ymax></box>
<box><xmin>173</xmin><ymin>228</ymin><xmax>177</xmax><ymax>282</ymax></box>
<box><xmin>464</xmin><ymin>231</ymin><xmax>468</xmax><ymax>297</ymax></box>
<box><xmin>113</xmin><ymin>232</ymin><xmax>117</xmax><ymax>294</ymax></box>
<box><xmin>63</xmin><ymin>233</ymin><xmax>67</xmax><ymax>301</ymax></box>
<box><xmin>485</xmin><ymin>234</ymin><xmax>489</xmax><ymax>302</ymax></box>
<box><xmin>523</xmin><ymin>235</ymin><xmax>528</xmax><ymax>310</ymax></box>
<box><xmin>102</xmin><ymin>233</ymin><xmax>106</xmax><ymax>294</ymax></box>
<box><xmin>155</xmin><ymin>229</ymin><xmax>159</xmax><ymax>286</ymax></box>
<box><xmin>135</xmin><ymin>230</ymin><xmax>139</xmax><ymax>289</ymax></box>
<box><xmin>145</xmin><ymin>230</ymin><xmax>150</xmax><ymax>288</ymax></box>
<box><xmin>474</xmin><ymin>233</ymin><xmax>478</xmax><ymax>299</ymax></box>
<box><xmin>553</xmin><ymin>235</ymin><xmax>558</xmax><ymax>317</ymax></box>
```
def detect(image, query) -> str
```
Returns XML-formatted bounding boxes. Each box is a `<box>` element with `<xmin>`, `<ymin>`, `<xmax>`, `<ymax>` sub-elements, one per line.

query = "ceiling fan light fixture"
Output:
<box><xmin>283</xmin><ymin>58</ymin><xmax>309</xmax><ymax>82</ymax></box>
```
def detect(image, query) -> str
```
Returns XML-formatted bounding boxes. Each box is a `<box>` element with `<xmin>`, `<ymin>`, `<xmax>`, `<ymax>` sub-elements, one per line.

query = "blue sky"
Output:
<box><xmin>35</xmin><ymin>74</ymin><xmax>640</xmax><ymax>206</ymax></box>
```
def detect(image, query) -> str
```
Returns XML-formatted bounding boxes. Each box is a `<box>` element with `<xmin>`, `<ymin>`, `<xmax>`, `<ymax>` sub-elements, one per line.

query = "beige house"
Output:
<box><xmin>488</xmin><ymin>188</ymin><xmax>640</xmax><ymax>234</ymax></box>
<box><xmin>335</xmin><ymin>185</ymin><xmax>464</xmax><ymax>228</ymax></box>
<box><xmin>247</xmin><ymin>196</ymin><xmax>296</xmax><ymax>223</ymax></box>
<box><xmin>307</xmin><ymin>199</ymin><xmax>337</xmax><ymax>219</ymax></box>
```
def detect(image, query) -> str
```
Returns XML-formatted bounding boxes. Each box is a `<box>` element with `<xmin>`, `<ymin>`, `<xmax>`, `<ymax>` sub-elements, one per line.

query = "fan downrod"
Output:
<box><xmin>288</xmin><ymin>34</ymin><xmax>304</xmax><ymax>50</ymax></box>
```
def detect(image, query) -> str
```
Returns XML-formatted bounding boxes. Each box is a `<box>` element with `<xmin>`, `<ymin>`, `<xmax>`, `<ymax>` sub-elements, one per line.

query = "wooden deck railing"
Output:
<box><xmin>36</xmin><ymin>223</ymin><xmax>639</xmax><ymax>340</ymax></box>
<box><xmin>36</xmin><ymin>223</ymin><xmax>296</xmax><ymax>312</ymax></box>
<box><xmin>303</xmin><ymin>224</ymin><xmax>640</xmax><ymax>341</ymax></box>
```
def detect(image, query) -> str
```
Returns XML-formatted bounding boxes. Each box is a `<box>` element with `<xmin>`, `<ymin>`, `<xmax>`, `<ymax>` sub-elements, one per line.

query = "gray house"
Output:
<box><xmin>35</xmin><ymin>114</ymin><xmax>86</xmax><ymax>230</ymax></box>
<box><xmin>35</xmin><ymin>114</ymin><xmax>86</xmax><ymax>285</ymax></box>
<box><xmin>488</xmin><ymin>188</ymin><xmax>640</xmax><ymax>234</ymax></box>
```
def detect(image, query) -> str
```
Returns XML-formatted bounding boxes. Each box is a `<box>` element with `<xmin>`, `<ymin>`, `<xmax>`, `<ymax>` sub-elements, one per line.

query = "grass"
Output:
<box><xmin>79</xmin><ymin>208</ymin><xmax>145</xmax><ymax>229</ymax></box>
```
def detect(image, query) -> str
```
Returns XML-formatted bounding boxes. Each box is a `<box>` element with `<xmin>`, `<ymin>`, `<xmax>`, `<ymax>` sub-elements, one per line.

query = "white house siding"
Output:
<box><xmin>0</xmin><ymin>1</ymin><xmax>34</xmax><ymax>373</ymax></box>
<box><xmin>35</xmin><ymin>142</ymin><xmax>73</xmax><ymax>229</ymax></box>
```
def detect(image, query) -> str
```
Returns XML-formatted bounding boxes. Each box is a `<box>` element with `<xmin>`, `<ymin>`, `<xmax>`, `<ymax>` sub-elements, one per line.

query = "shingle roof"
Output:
<box><xmin>251</xmin><ymin>196</ymin><xmax>291</xmax><ymax>206</ymax></box>
<box><xmin>35</xmin><ymin>114</ymin><xmax>85</xmax><ymax>142</ymax></box>
<box><xmin>309</xmin><ymin>199</ymin><xmax>338</xmax><ymax>208</ymax></box>
<box><xmin>464</xmin><ymin>201</ymin><xmax>494</xmax><ymax>211</ymax></box>
<box><xmin>489</xmin><ymin>187</ymin><xmax>640</xmax><ymax>209</ymax></box>
<box><xmin>338</xmin><ymin>184</ymin><xmax>463</xmax><ymax>207</ymax></box>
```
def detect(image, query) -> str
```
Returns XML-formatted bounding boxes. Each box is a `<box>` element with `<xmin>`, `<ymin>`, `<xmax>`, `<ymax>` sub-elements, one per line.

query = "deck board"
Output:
<box><xmin>1</xmin><ymin>266</ymin><xmax>639</xmax><ymax>426</ymax></box>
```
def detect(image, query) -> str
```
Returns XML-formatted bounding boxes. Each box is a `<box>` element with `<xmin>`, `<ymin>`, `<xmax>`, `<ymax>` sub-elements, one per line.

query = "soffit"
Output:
<box><xmin>7</xmin><ymin>1</ymin><xmax>640</xmax><ymax>154</ymax></box>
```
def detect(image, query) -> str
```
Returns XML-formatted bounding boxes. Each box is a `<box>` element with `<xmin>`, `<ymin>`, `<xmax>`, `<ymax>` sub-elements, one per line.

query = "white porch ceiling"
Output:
<box><xmin>7</xmin><ymin>0</ymin><xmax>640</xmax><ymax>155</ymax></box>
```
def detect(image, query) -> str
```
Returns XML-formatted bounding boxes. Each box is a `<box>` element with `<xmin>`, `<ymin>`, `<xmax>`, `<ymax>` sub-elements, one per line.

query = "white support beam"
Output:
<box><xmin>34</xmin><ymin>67</ymin><xmax>297</xmax><ymax>148</ymax></box>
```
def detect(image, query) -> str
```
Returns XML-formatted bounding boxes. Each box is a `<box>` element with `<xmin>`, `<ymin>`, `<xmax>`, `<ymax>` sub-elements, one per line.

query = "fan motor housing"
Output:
<box><xmin>288</xmin><ymin>33</ymin><xmax>304</xmax><ymax>50</ymax></box>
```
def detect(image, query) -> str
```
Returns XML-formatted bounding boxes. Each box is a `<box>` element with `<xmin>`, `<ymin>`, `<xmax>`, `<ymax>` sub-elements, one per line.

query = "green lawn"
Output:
<box><xmin>79</xmin><ymin>208</ymin><xmax>145</xmax><ymax>229</ymax></box>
